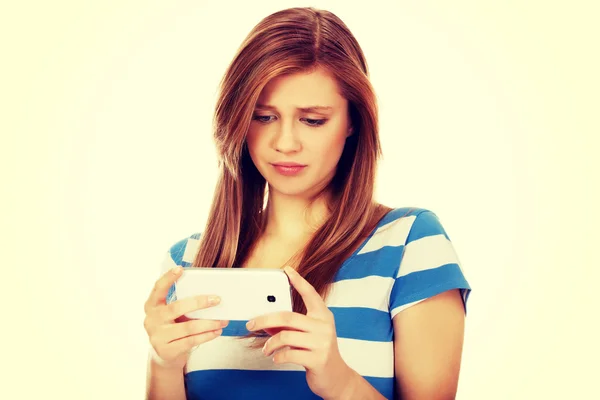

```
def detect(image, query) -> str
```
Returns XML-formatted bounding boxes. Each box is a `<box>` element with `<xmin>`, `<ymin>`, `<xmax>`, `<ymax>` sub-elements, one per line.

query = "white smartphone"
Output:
<box><xmin>174</xmin><ymin>267</ymin><xmax>293</xmax><ymax>321</ymax></box>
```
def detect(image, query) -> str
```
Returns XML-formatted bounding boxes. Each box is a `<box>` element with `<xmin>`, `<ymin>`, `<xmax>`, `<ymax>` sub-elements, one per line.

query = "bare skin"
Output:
<box><xmin>144</xmin><ymin>266</ymin><xmax>229</xmax><ymax>400</ymax></box>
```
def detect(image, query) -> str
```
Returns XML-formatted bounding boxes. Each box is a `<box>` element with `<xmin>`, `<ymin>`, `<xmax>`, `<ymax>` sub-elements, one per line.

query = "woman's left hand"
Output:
<box><xmin>246</xmin><ymin>266</ymin><xmax>357</xmax><ymax>400</ymax></box>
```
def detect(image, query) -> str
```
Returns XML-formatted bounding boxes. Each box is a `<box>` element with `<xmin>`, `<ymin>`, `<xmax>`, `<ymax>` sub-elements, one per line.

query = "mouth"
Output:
<box><xmin>270</xmin><ymin>163</ymin><xmax>307</xmax><ymax>176</ymax></box>
<box><xmin>271</xmin><ymin>162</ymin><xmax>307</xmax><ymax>167</ymax></box>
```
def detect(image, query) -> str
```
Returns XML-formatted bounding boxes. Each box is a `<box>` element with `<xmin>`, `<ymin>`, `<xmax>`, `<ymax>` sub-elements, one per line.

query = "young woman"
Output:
<box><xmin>144</xmin><ymin>6</ymin><xmax>471</xmax><ymax>400</ymax></box>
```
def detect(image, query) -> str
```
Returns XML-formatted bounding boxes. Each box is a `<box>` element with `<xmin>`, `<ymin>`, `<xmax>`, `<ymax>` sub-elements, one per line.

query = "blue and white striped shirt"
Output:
<box><xmin>159</xmin><ymin>207</ymin><xmax>471</xmax><ymax>399</ymax></box>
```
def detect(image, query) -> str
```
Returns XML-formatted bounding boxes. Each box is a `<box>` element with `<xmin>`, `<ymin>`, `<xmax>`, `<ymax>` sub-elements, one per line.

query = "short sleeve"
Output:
<box><xmin>389</xmin><ymin>210</ymin><xmax>471</xmax><ymax>318</ymax></box>
<box><xmin>158</xmin><ymin>233</ymin><xmax>202</xmax><ymax>305</ymax></box>
<box><xmin>158</xmin><ymin>249</ymin><xmax>178</xmax><ymax>305</ymax></box>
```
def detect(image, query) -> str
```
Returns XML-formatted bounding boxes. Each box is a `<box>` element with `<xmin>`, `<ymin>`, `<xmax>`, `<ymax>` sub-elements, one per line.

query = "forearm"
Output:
<box><xmin>146</xmin><ymin>355</ymin><xmax>187</xmax><ymax>400</ymax></box>
<box><xmin>330</xmin><ymin>369</ymin><xmax>386</xmax><ymax>400</ymax></box>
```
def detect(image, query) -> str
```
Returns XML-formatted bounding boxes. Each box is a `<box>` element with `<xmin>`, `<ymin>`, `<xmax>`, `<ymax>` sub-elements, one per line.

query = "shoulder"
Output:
<box><xmin>351</xmin><ymin>206</ymin><xmax>457</xmax><ymax>277</ymax></box>
<box><xmin>360</xmin><ymin>206</ymin><xmax>438</xmax><ymax>252</ymax></box>
<box><xmin>337</xmin><ymin>207</ymin><xmax>433</xmax><ymax>277</ymax></box>
<box><xmin>166</xmin><ymin>232</ymin><xmax>202</xmax><ymax>267</ymax></box>
<box><xmin>377</xmin><ymin>206</ymin><xmax>457</xmax><ymax>272</ymax></box>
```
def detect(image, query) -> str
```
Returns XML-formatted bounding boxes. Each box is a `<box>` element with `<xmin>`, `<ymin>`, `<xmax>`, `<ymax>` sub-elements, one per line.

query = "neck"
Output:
<box><xmin>262</xmin><ymin>187</ymin><xmax>331</xmax><ymax>242</ymax></box>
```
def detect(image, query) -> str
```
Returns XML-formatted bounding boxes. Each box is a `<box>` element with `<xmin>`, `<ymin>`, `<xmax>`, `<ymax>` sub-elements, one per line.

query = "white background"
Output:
<box><xmin>2</xmin><ymin>1</ymin><xmax>598</xmax><ymax>399</ymax></box>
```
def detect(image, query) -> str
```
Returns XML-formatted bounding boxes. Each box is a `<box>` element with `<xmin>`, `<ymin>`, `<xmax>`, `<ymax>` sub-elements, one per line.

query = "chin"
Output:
<box><xmin>267</xmin><ymin>180</ymin><xmax>312</xmax><ymax>197</ymax></box>
<box><xmin>267</xmin><ymin>176</ymin><xmax>331</xmax><ymax>200</ymax></box>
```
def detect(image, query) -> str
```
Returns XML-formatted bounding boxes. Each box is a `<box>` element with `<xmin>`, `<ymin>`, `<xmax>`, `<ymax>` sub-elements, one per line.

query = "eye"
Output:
<box><xmin>303</xmin><ymin>118</ymin><xmax>327</xmax><ymax>127</ymax></box>
<box><xmin>252</xmin><ymin>115</ymin><xmax>274</xmax><ymax>123</ymax></box>
<box><xmin>251</xmin><ymin>115</ymin><xmax>327</xmax><ymax>127</ymax></box>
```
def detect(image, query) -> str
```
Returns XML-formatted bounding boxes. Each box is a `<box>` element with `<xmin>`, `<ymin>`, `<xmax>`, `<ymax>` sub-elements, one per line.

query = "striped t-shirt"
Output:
<box><xmin>158</xmin><ymin>207</ymin><xmax>471</xmax><ymax>399</ymax></box>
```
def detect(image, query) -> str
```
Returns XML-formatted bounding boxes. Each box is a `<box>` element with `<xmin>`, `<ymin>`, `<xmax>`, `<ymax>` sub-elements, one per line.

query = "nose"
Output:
<box><xmin>272</xmin><ymin>121</ymin><xmax>301</xmax><ymax>153</ymax></box>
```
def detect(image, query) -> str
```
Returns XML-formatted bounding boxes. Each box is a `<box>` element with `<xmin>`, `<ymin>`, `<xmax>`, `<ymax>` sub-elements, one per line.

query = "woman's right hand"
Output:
<box><xmin>143</xmin><ymin>266</ymin><xmax>228</xmax><ymax>370</ymax></box>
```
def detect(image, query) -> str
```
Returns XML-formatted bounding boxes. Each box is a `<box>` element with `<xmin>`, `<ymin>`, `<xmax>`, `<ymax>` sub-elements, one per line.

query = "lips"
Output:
<box><xmin>271</xmin><ymin>163</ymin><xmax>307</xmax><ymax>176</ymax></box>
<box><xmin>271</xmin><ymin>162</ymin><xmax>307</xmax><ymax>167</ymax></box>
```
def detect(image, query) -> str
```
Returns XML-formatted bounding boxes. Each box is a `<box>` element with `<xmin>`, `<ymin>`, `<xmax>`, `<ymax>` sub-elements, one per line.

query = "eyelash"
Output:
<box><xmin>252</xmin><ymin>115</ymin><xmax>327</xmax><ymax>127</ymax></box>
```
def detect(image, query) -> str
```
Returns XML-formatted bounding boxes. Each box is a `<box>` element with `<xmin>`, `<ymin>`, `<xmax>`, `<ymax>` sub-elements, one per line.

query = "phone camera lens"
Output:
<box><xmin>267</xmin><ymin>295</ymin><xmax>276</xmax><ymax>303</ymax></box>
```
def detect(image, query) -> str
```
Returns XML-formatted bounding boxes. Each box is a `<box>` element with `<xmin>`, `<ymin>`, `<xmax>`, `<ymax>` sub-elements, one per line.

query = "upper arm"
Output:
<box><xmin>387</xmin><ymin>210</ymin><xmax>471</xmax><ymax>399</ymax></box>
<box><xmin>392</xmin><ymin>289</ymin><xmax>465</xmax><ymax>400</ymax></box>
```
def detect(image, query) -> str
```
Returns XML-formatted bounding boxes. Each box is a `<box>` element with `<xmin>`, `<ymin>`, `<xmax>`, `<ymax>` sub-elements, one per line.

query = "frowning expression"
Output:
<box><xmin>246</xmin><ymin>67</ymin><xmax>353</xmax><ymax>198</ymax></box>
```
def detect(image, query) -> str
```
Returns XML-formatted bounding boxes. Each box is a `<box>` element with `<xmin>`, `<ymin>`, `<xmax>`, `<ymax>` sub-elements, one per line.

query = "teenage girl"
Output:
<box><xmin>144</xmin><ymin>6</ymin><xmax>471</xmax><ymax>400</ymax></box>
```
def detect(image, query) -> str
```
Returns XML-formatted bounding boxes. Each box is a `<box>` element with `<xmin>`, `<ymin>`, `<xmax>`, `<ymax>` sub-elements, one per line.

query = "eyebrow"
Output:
<box><xmin>255</xmin><ymin>103</ymin><xmax>334</xmax><ymax>113</ymax></box>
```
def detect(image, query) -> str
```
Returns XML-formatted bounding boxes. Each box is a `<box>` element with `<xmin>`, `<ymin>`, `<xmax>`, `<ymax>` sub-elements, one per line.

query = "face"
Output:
<box><xmin>246</xmin><ymin>67</ymin><xmax>353</xmax><ymax>199</ymax></box>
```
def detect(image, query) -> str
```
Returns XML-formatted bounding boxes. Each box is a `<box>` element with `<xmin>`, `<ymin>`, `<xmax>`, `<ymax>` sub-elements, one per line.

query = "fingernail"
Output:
<box><xmin>209</xmin><ymin>296</ymin><xmax>221</xmax><ymax>305</ymax></box>
<box><xmin>246</xmin><ymin>320</ymin><xmax>255</xmax><ymax>330</ymax></box>
<box><xmin>221</xmin><ymin>320</ymin><xmax>229</xmax><ymax>327</ymax></box>
<box><xmin>172</xmin><ymin>266</ymin><xmax>182</xmax><ymax>274</ymax></box>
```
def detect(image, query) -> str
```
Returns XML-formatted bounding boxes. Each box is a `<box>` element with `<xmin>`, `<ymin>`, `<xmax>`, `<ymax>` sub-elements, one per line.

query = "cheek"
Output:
<box><xmin>245</xmin><ymin>132</ymin><xmax>263</xmax><ymax>159</ymax></box>
<box><xmin>245</xmin><ymin>130</ymin><xmax>256</xmax><ymax>148</ymax></box>
<box><xmin>312</xmin><ymin>133</ymin><xmax>347</xmax><ymax>162</ymax></box>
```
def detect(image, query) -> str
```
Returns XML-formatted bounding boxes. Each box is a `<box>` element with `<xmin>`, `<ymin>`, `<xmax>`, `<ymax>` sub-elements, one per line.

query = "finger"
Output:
<box><xmin>263</xmin><ymin>330</ymin><xmax>315</xmax><ymax>357</ymax></box>
<box><xmin>158</xmin><ymin>329</ymin><xmax>224</xmax><ymax>361</ymax></box>
<box><xmin>272</xmin><ymin>348</ymin><xmax>314</xmax><ymax>369</ymax></box>
<box><xmin>161</xmin><ymin>319</ymin><xmax>229</xmax><ymax>343</ymax></box>
<box><xmin>174</xmin><ymin>314</ymin><xmax>192</xmax><ymax>323</ymax></box>
<box><xmin>145</xmin><ymin>266</ymin><xmax>183</xmax><ymax>312</ymax></box>
<box><xmin>284</xmin><ymin>266</ymin><xmax>330</xmax><ymax>315</ymax></box>
<box><xmin>247</xmin><ymin>311</ymin><xmax>324</xmax><ymax>333</ymax></box>
<box><xmin>264</xmin><ymin>327</ymin><xmax>284</xmax><ymax>336</ymax></box>
<box><xmin>157</xmin><ymin>294</ymin><xmax>221</xmax><ymax>323</ymax></box>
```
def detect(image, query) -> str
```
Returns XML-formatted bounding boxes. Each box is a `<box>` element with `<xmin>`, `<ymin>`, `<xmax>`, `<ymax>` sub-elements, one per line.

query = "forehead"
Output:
<box><xmin>257</xmin><ymin>68</ymin><xmax>345</xmax><ymax>108</ymax></box>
